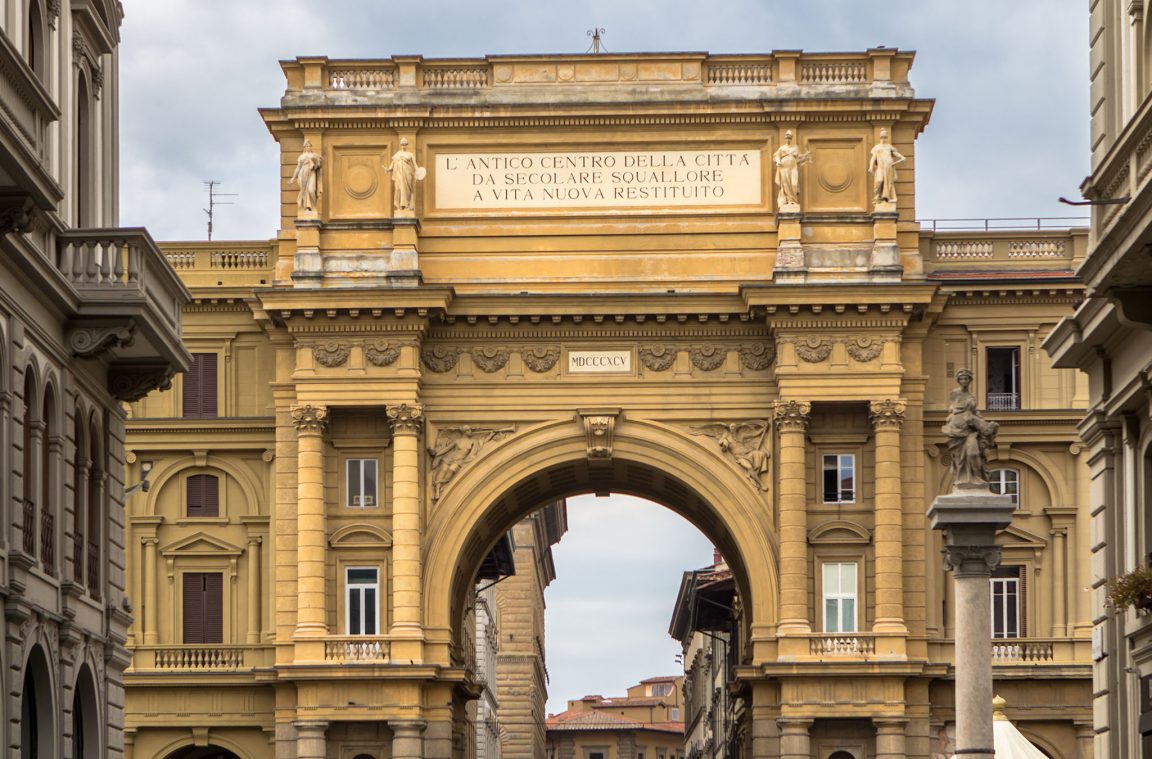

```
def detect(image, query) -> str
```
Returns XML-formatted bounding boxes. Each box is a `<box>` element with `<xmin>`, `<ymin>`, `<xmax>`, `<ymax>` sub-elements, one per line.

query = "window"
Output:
<box><xmin>670</xmin><ymin>708</ymin><xmax>680</xmax><ymax>721</ymax></box>
<box><xmin>822</xmin><ymin>562</ymin><xmax>858</xmax><ymax>633</ymax></box>
<box><xmin>182</xmin><ymin>572</ymin><xmax>223</xmax><ymax>644</ymax></box>
<box><xmin>986</xmin><ymin>347</ymin><xmax>1020</xmax><ymax>410</ymax></box>
<box><xmin>649</xmin><ymin>682</ymin><xmax>673</xmax><ymax>697</ymax></box>
<box><xmin>186</xmin><ymin>474</ymin><xmax>220</xmax><ymax>517</ymax></box>
<box><xmin>989</xmin><ymin>468</ymin><xmax>1019</xmax><ymax>505</ymax></box>
<box><xmin>822</xmin><ymin>454</ymin><xmax>856</xmax><ymax>503</ymax></box>
<box><xmin>991</xmin><ymin>566</ymin><xmax>1022</xmax><ymax>638</ymax></box>
<box><xmin>346</xmin><ymin>459</ymin><xmax>378</xmax><ymax>507</ymax></box>
<box><xmin>182</xmin><ymin>353</ymin><xmax>219</xmax><ymax>418</ymax></box>
<box><xmin>346</xmin><ymin>567</ymin><xmax>379</xmax><ymax>635</ymax></box>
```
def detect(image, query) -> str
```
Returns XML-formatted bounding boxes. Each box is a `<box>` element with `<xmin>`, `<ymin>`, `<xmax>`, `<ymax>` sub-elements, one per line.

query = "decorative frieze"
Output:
<box><xmin>845</xmin><ymin>336</ymin><xmax>885</xmax><ymax>363</ymax></box>
<box><xmin>688</xmin><ymin>345</ymin><xmax>726</xmax><ymax>371</ymax></box>
<box><xmin>312</xmin><ymin>342</ymin><xmax>350</xmax><ymax>367</ymax></box>
<box><xmin>364</xmin><ymin>340</ymin><xmax>401</xmax><ymax>367</ymax></box>
<box><xmin>522</xmin><ymin>345</ymin><xmax>560</xmax><ymax>373</ymax></box>
<box><xmin>690</xmin><ymin>421</ymin><xmax>772</xmax><ymax>491</ymax></box>
<box><xmin>422</xmin><ymin>346</ymin><xmax>460</xmax><ymax>373</ymax></box>
<box><xmin>738</xmin><ymin>342</ymin><xmax>775</xmax><ymax>370</ymax></box>
<box><xmin>638</xmin><ymin>345</ymin><xmax>677</xmax><ymax>372</ymax></box>
<box><xmin>418</xmin><ymin>342</ymin><xmax>773</xmax><ymax>375</ymax></box>
<box><xmin>794</xmin><ymin>337</ymin><xmax>833</xmax><ymax>363</ymax></box>
<box><xmin>471</xmin><ymin>347</ymin><xmax>510</xmax><ymax>373</ymax></box>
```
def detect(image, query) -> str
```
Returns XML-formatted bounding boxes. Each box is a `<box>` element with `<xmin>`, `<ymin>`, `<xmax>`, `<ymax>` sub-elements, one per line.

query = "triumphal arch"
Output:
<box><xmin>122</xmin><ymin>50</ymin><xmax>1094</xmax><ymax>759</ymax></box>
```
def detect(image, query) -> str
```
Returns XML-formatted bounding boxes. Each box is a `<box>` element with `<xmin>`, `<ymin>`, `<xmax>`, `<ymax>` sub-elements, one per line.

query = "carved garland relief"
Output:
<box><xmin>419</xmin><ymin>343</ymin><xmax>774</xmax><ymax>374</ymax></box>
<box><xmin>313</xmin><ymin>342</ymin><xmax>350</xmax><ymax>368</ymax></box>
<box><xmin>782</xmin><ymin>336</ymin><xmax>890</xmax><ymax>364</ymax></box>
<box><xmin>638</xmin><ymin>345</ymin><xmax>677</xmax><ymax>372</ymax></box>
<box><xmin>364</xmin><ymin>340</ymin><xmax>402</xmax><ymax>367</ymax></box>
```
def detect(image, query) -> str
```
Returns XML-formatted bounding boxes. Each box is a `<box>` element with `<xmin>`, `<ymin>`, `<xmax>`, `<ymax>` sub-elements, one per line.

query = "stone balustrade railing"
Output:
<box><xmin>807</xmin><ymin>634</ymin><xmax>877</xmax><ymax>656</ymax></box>
<box><xmin>130</xmin><ymin>645</ymin><xmax>272</xmax><ymax>672</ymax></box>
<box><xmin>928</xmin><ymin>637</ymin><xmax>1088</xmax><ymax>667</ymax></box>
<box><xmin>919</xmin><ymin>227</ymin><xmax>1088</xmax><ymax>270</ymax></box>
<box><xmin>323</xmin><ymin>636</ymin><xmax>391</xmax><ymax>662</ymax></box>
<box><xmin>163</xmin><ymin>245</ymin><xmax>271</xmax><ymax>272</ymax></box>
<box><xmin>284</xmin><ymin>50</ymin><xmax>913</xmax><ymax>96</ymax></box>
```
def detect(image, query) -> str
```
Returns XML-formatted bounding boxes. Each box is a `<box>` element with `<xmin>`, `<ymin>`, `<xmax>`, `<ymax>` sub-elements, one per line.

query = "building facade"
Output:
<box><xmin>0</xmin><ymin>0</ymin><xmax>190</xmax><ymax>756</ymax></box>
<box><xmin>121</xmin><ymin>50</ymin><xmax>1094</xmax><ymax>758</ymax></box>
<box><xmin>1043</xmin><ymin>1</ymin><xmax>1152</xmax><ymax>755</ymax></box>
<box><xmin>546</xmin><ymin>677</ymin><xmax>685</xmax><ymax>759</ymax></box>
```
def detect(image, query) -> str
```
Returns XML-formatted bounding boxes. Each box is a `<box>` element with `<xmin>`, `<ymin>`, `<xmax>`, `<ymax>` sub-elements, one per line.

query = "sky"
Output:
<box><xmin>115</xmin><ymin>0</ymin><xmax>1090</xmax><ymax>715</ymax></box>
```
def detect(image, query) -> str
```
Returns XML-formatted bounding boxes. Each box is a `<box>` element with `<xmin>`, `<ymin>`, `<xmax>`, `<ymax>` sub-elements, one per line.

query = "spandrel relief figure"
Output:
<box><xmin>941</xmin><ymin>368</ymin><xmax>999</xmax><ymax>489</ymax></box>
<box><xmin>429</xmin><ymin>425</ymin><xmax>515</xmax><ymax>500</ymax></box>
<box><xmin>868</xmin><ymin>128</ymin><xmax>906</xmax><ymax>205</ymax></box>
<box><xmin>385</xmin><ymin>137</ymin><xmax>426</xmax><ymax>212</ymax></box>
<box><xmin>773</xmin><ymin>130</ymin><xmax>812</xmax><ymax>211</ymax></box>
<box><xmin>691</xmin><ymin>421</ymin><xmax>771</xmax><ymax>491</ymax></box>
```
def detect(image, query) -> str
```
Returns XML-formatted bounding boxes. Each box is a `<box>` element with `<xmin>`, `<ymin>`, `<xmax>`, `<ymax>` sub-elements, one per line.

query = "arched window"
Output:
<box><xmin>72</xmin><ymin>411</ymin><xmax>86</xmax><ymax>584</ymax></box>
<box><xmin>26</xmin><ymin>0</ymin><xmax>46</xmax><ymax>80</ymax></box>
<box><xmin>75</xmin><ymin>74</ymin><xmax>94</xmax><ymax>226</ymax></box>
<box><xmin>22</xmin><ymin>372</ymin><xmax>37</xmax><ymax>557</ymax></box>
<box><xmin>87</xmin><ymin>417</ymin><xmax>102</xmax><ymax>600</ymax></box>
<box><xmin>41</xmin><ymin>386</ymin><xmax>56</xmax><ymax>574</ymax></box>
<box><xmin>989</xmin><ymin>467</ymin><xmax>1019</xmax><ymax>506</ymax></box>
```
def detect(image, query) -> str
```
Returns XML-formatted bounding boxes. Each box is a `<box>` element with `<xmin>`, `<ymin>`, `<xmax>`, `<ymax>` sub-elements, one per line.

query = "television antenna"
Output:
<box><xmin>203</xmin><ymin>180</ymin><xmax>237</xmax><ymax>241</ymax></box>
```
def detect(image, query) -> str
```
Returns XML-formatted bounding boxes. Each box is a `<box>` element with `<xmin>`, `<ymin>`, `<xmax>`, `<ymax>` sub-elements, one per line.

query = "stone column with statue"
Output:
<box><xmin>927</xmin><ymin>369</ymin><xmax>1015</xmax><ymax>759</ymax></box>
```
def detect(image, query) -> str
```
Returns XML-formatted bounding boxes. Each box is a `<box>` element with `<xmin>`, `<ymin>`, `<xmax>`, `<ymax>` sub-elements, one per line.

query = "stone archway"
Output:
<box><xmin>163</xmin><ymin>746</ymin><xmax>243</xmax><ymax>759</ymax></box>
<box><xmin>20</xmin><ymin>644</ymin><xmax>54</xmax><ymax>759</ymax></box>
<box><xmin>72</xmin><ymin>663</ymin><xmax>101</xmax><ymax>758</ymax></box>
<box><xmin>423</xmin><ymin>414</ymin><xmax>780</xmax><ymax>666</ymax></box>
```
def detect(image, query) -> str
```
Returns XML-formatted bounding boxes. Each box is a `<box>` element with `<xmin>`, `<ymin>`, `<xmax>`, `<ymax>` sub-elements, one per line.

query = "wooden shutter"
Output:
<box><xmin>183</xmin><ymin>353</ymin><xmax>218</xmax><ymax>419</ymax></box>
<box><xmin>186</xmin><ymin>474</ymin><xmax>219</xmax><ymax>517</ymax></box>
<box><xmin>183</xmin><ymin>572</ymin><xmax>223</xmax><ymax>644</ymax></box>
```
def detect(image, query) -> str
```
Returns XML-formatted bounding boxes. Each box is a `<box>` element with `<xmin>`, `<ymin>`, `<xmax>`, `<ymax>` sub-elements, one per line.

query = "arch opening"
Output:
<box><xmin>72</xmin><ymin>664</ymin><xmax>100</xmax><ymax>758</ymax></box>
<box><xmin>21</xmin><ymin>644</ymin><xmax>54</xmax><ymax>759</ymax></box>
<box><xmin>163</xmin><ymin>748</ymin><xmax>243</xmax><ymax>759</ymax></box>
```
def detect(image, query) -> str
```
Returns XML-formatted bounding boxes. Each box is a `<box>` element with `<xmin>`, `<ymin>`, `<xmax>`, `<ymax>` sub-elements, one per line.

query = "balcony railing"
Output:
<box><xmin>72</xmin><ymin>531</ymin><xmax>84</xmax><ymax>583</ymax></box>
<box><xmin>129</xmin><ymin>645</ymin><xmax>273</xmax><ymax>673</ymax></box>
<box><xmin>87</xmin><ymin>541</ymin><xmax>101</xmax><ymax>601</ymax></box>
<box><xmin>808</xmin><ymin>634</ymin><xmax>877</xmax><ymax>657</ymax></box>
<box><xmin>986</xmin><ymin>393</ymin><xmax>1020</xmax><ymax>411</ymax></box>
<box><xmin>39</xmin><ymin>506</ymin><xmax>54</xmax><ymax>574</ymax></box>
<box><xmin>323</xmin><ymin>636</ymin><xmax>390</xmax><ymax>662</ymax></box>
<box><xmin>929</xmin><ymin>637</ymin><xmax>1089</xmax><ymax>667</ymax></box>
<box><xmin>21</xmin><ymin>498</ymin><xmax>35</xmax><ymax>556</ymax></box>
<box><xmin>992</xmin><ymin>640</ymin><xmax>1055</xmax><ymax>663</ymax></box>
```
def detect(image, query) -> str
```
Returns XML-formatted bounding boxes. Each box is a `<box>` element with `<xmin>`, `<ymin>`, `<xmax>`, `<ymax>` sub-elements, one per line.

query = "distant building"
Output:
<box><xmin>0</xmin><ymin>0</ymin><xmax>188</xmax><ymax>756</ymax></box>
<box><xmin>669</xmin><ymin>552</ymin><xmax>740</xmax><ymax>759</ymax></box>
<box><xmin>546</xmin><ymin>677</ymin><xmax>685</xmax><ymax>759</ymax></box>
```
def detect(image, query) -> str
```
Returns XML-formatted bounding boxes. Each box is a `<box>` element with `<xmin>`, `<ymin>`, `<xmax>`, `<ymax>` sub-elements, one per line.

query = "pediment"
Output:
<box><xmin>808</xmin><ymin>520</ymin><xmax>871</xmax><ymax>545</ymax></box>
<box><xmin>160</xmin><ymin>532</ymin><xmax>244</xmax><ymax>557</ymax></box>
<box><xmin>995</xmin><ymin>524</ymin><xmax>1047</xmax><ymax>550</ymax></box>
<box><xmin>329</xmin><ymin>523</ymin><xmax>393</xmax><ymax>549</ymax></box>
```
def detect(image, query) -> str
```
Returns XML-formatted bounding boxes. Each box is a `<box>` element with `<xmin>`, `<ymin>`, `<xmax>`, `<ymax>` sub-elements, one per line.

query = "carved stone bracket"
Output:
<box><xmin>942</xmin><ymin>544</ymin><xmax>1003</xmax><ymax>578</ymax></box>
<box><xmin>108</xmin><ymin>362</ymin><xmax>175</xmax><ymax>402</ymax></box>
<box><xmin>689</xmin><ymin>345</ymin><xmax>726</xmax><ymax>371</ymax></box>
<box><xmin>0</xmin><ymin>194</ymin><xmax>37</xmax><ymax>234</ymax></box>
<box><xmin>578</xmin><ymin>408</ymin><xmax>620</xmax><ymax>460</ymax></box>
<box><xmin>794</xmin><ymin>337</ymin><xmax>833</xmax><ymax>363</ymax></box>
<box><xmin>386</xmin><ymin>403</ymin><xmax>425</xmax><ymax>435</ymax></box>
<box><xmin>773</xmin><ymin>399</ymin><xmax>811</xmax><ymax>431</ymax></box>
<box><xmin>869</xmin><ymin>399</ymin><xmax>907</xmax><ymax>430</ymax></box>
<box><xmin>364</xmin><ymin>340</ymin><xmax>401</xmax><ymax>367</ymax></box>
<box><xmin>638</xmin><ymin>345</ymin><xmax>677</xmax><ymax>372</ymax></box>
<box><xmin>312</xmin><ymin>342</ymin><xmax>350</xmax><ymax>368</ymax></box>
<box><xmin>522</xmin><ymin>346</ymin><xmax>560</xmax><ymax>373</ymax></box>
<box><xmin>471</xmin><ymin>347</ymin><xmax>510</xmax><ymax>373</ymax></box>
<box><xmin>67</xmin><ymin>322</ymin><xmax>135</xmax><ymax>358</ymax></box>
<box><xmin>291</xmin><ymin>405</ymin><xmax>329</xmax><ymax>435</ymax></box>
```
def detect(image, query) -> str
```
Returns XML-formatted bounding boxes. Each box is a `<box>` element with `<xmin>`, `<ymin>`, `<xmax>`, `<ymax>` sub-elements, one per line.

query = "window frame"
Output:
<box><xmin>821</xmin><ymin>453</ymin><xmax>857</xmax><ymax>504</ymax></box>
<box><xmin>181</xmin><ymin>570</ymin><xmax>225</xmax><ymax>644</ymax></box>
<box><xmin>990</xmin><ymin>566</ymin><xmax>1022</xmax><ymax>639</ymax></box>
<box><xmin>985</xmin><ymin>345</ymin><xmax>1022</xmax><ymax>411</ymax></box>
<box><xmin>182</xmin><ymin>352</ymin><xmax>220</xmax><ymax>419</ymax></box>
<box><xmin>345</xmin><ymin>566</ymin><xmax>380</xmax><ymax>636</ymax></box>
<box><xmin>821</xmin><ymin>561</ymin><xmax>859</xmax><ymax>633</ymax></box>
<box><xmin>989</xmin><ymin>467</ymin><xmax>1020</xmax><ymax>506</ymax></box>
<box><xmin>185</xmin><ymin>472</ymin><xmax>221</xmax><ymax>518</ymax></box>
<box><xmin>345</xmin><ymin>458</ymin><xmax>380</xmax><ymax>508</ymax></box>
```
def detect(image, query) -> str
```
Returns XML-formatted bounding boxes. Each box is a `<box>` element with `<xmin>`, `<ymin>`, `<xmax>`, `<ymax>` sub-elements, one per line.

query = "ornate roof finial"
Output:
<box><xmin>586</xmin><ymin>27</ymin><xmax>607</xmax><ymax>54</ymax></box>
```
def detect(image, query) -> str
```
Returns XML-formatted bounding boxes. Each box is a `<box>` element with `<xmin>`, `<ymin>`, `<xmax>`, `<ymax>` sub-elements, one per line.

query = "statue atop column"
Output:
<box><xmin>941</xmin><ymin>368</ymin><xmax>999</xmax><ymax>490</ymax></box>
<box><xmin>385</xmin><ymin>138</ymin><xmax>426</xmax><ymax>213</ymax></box>
<box><xmin>773</xmin><ymin>130</ymin><xmax>811</xmax><ymax>213</ymax></box>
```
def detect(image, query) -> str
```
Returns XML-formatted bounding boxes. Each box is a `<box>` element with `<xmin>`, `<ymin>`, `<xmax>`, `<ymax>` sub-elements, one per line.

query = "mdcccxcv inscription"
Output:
<box><xmin>567</xmin><ymin>350</ymin><xmax>633</xmax><ymax>374</ymax></box>
<box><xmin>434</xmin><ymin>149</ymin><xmax>762</xmax><ymax>209</ymax></box>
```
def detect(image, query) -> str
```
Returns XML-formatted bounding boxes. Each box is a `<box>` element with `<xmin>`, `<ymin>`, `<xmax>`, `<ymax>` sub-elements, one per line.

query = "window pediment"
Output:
<box><xmin>160</xmin><ymin>532</ymin><xmax>243</xmax><ymax>557</ymax></box>
<box><xmin>808</xmin><ymin>520</ymin><xmax>871</xmax><ymax>545</ymax></box>
<box><xmin>329</xmin><ymin>523</ymin><xmax>393</xmax><ymax>549</ymax></box>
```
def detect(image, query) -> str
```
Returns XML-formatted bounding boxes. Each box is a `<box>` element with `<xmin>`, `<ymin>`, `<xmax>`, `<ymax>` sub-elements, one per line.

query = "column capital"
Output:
<box><xmin>869</xmin><ymin>398</ymin><xmax>907</xmax><ymax>429</ymax></box>
<box><xmin>390</xmin><ymin>719</ymin><xmax>427</xmax><ymax>734</ymax></box>
<box><xmin>293</xmin><ymin>719</ymin><xmax>329</xmax><ymax>732</ymax></box>
<box><xmin>387</xmin><ymin>403</ymin><xmax>425</xmax><ymax>435</ymax></box>
<box><xmin>942</xmin><ymin>544</ymin><xmax>1002</xmax><ymax>577</ymax></box>
<box><xmin>776</xmin><ymin>716</ymin><xmax>814</xmax><ymax>731</ymax></box>
<box><xmin>291</xmin><ymin>404</ymin><xmax>329</xmax><ymax>435</ymax></box>
<box><xmin>773</xmin><ymin>399</ymin><xmax>811</xmax><ymax>430</ymax></box>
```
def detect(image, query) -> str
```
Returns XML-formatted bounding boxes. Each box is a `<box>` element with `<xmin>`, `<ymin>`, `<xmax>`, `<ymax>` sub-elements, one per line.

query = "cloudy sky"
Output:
<box><xmin>116</xmin><ymin>0</ymin><xmax>1088</xmax><ymax>713</ymax></box>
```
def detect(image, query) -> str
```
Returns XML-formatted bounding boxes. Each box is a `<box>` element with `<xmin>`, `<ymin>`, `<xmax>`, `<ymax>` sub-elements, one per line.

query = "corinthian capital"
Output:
<box><xmin>291</xmin><ymin>405</ymin><xmax>329</xmax><ymax>435</ymax></box>
<box><xmin>387</xmin><ymin>403</ymin><xmax>425</xmax><ymax>435</ymax></box>
<box><xmin>773</xmin><ymin>400</ymin><xmax>811</xmax><ymax>431</ymax></box>
<box><xmin>869</xmin><ymin>399</ymin><xmax>907</xmax><ymax>430</ymax></box>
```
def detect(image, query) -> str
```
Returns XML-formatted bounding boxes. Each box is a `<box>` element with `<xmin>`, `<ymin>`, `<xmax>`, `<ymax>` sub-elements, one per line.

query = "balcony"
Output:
<box><xmin>39</xmin><ymin>505</ymin><xmax>53</xmax><ymax>575</ymax></box>
<box><xmin>986</xmin><ymin>392</ymin><xmax>1020</xmax><ymax>411</ymax></box>
<box><xmin>52</xmin><ymin>229</ymin><xmax>192</xmax><ymax>400</ymax></box>
<box><xmin>21</xmin><ymin>498</ymin><xmax>34</xmax><ymax>556</ymax></box>
<box><xmin>808</xmin><ymin>634</ymin><xmax>876</xmax><ymax>657</ymax></box>
<box><xmin>323</xmin><ymin>636</ymin><xmax>391</xmax><ymax>662</ymax></box>
<box><xmin>928</xmin><ymin>637</ymin><xmax>1091</xmax><ymax>671</ymax></box>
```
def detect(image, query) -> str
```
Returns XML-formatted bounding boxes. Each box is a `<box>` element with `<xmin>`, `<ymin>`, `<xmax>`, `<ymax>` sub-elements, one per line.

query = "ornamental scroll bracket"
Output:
<box><xmin>578</xmin><ymin>408</ymin><xmax>621</xmax><ymax>462</ymax></box>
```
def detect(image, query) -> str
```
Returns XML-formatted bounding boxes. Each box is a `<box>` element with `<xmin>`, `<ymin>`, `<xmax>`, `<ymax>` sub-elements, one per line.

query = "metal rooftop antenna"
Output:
<box><xmin>586</xmin><ymin>28</ymin><xmax>606</xmax><ymax>54</ymax></box>
<box><xmin>203</xmin><ymin>180</ymin><xmax>237</xmax><ymax>241</ymax></box>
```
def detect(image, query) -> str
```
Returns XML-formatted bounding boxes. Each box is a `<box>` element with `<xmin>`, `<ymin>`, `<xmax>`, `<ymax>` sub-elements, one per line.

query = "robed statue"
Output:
<box><xmin>941</xmin><ymin>368</ymin><xmax>999</xmax><ymax>489</ymax></box>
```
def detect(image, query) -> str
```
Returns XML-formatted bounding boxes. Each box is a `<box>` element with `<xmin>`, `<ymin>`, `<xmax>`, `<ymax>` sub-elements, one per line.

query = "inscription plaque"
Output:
<box><xmin>435</xmin><ymin>149</ymin><xmax>762</xmax><ymax>210</ymax></box>
<box><xmin>567</xmin><ymin>350</ymin><xmax>633</xmax><ymax>374</ymax></box>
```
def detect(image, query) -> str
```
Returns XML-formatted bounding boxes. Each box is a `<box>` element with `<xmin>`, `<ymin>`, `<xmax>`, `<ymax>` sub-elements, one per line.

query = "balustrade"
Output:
<box><xmin>39</xmin><ymin>505</ymin><xmax>53</xmax><ymax>574</ymax></box>
<box><xmin>323</xmin><ymin>636</ymin><xmax>390</xmax><ymax>662</ymax></box>
<box><xmin>21</xmin><ymin>498</ymin><xmax>35</xmax><ymax>555</ymax></box>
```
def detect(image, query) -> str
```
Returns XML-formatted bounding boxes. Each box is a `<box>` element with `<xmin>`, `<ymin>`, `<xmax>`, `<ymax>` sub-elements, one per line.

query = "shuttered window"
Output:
<box><xmin>186</xmin><ymin>474</ymin><xmax>220</xmax><ymax>517</ymax></box>
<box><xmin>182</xmin><ymin>353</ymin><xmax>218</xmax><ymax>418</ymax></box>
<box><xmin>182</xmin><ymin>572</ymin><xmax>223</xmax><ymax>644</ymax></box>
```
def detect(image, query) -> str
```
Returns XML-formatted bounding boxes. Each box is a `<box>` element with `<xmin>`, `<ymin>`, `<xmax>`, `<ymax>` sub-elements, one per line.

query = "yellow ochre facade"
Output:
<box><xmin>124</xmin><ymin>51</ymin><xmax>1093</xmax><ymax>758</ymax></box>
